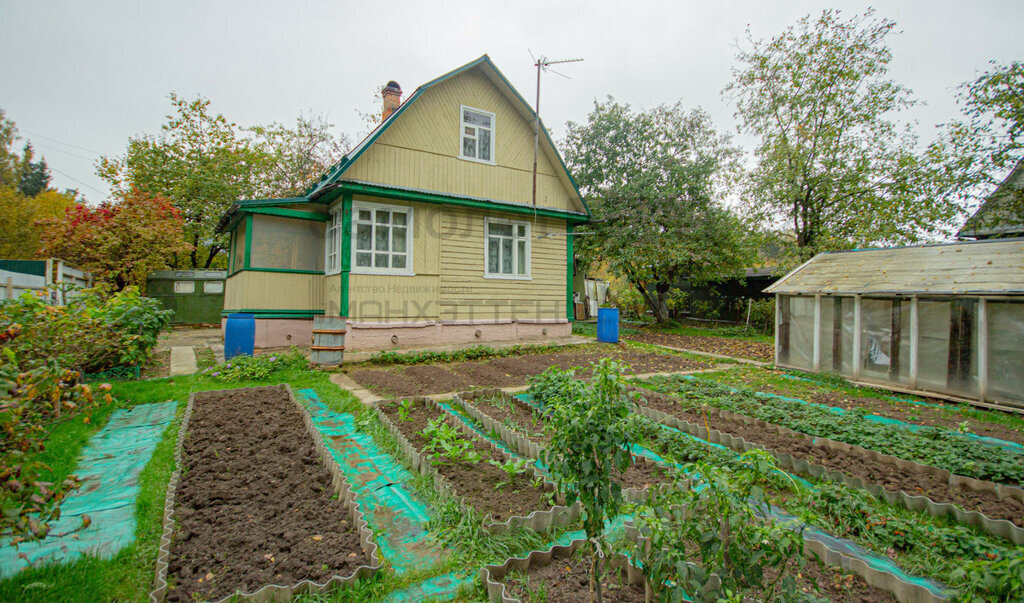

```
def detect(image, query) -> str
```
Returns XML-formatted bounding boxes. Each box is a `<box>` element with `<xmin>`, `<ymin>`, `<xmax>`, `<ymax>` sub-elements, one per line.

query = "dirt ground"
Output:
<box><xmin>379</xmin><ymin>398</ymin><xmax>552</xmax><ymax>521</ymax></box>
<box><xmin>167</xmin><ymin>387</ymin><xmax>365</xmax><ymax>601</ymax></box>
<box><xmin>346</xmin><ymin>344</ymin><xmax>712</xmax><ymax>397</ymax></box>
<box><xmin>624</xmin><ymin>330</ymin><xmax>774</xmax><ymax>361</ymax></box>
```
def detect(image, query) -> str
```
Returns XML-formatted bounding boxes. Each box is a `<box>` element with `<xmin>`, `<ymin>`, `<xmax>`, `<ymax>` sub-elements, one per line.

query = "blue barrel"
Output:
<box><xmin>596</xmin><ymin>307</ymin><xmax>620</xmax><ymax>343</ymax></box>
<box><xmin>224</xmin><ymin>313</ymin><xmax>255</xmax><ymax>360</ymax></box>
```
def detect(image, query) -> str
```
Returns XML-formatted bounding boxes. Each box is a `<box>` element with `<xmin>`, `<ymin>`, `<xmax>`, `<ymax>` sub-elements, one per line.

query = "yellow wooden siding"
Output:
<box><xmin>224</xmin><ymin>271</ymin><xmax>324</xmax><ymax>311</ymax></box>
<box><xmin>323</xmin><ymin>274</ymin><xmax>341</xmax><ymax>316</ymax></box>
<box><xmin>343</xmin><ymin>69</ymin><xmax>580</xmax><ymax>213</ymax></box>
<box><xmin>439</xmin><ymin>208</ymin><xmax>566</xmax><ymax>321</ymax></box>
<box><xmin>348</xmin><ymin>274</ymin><xmax>441</xmax><ymax>321</ymax></box>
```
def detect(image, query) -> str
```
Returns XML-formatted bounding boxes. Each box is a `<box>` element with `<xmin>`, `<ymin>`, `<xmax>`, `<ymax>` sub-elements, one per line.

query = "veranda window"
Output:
<box><xmin>352</xmin><ymin>201</ymin><xmax>413</xmax><ymax>275</ymax></box>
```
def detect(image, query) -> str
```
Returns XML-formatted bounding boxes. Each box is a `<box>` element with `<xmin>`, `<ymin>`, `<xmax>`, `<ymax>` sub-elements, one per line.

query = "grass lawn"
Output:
<box><xmin>573</xmin><ymin>319</ymin><xmax>773</xmax><ymax>345</ymax></box>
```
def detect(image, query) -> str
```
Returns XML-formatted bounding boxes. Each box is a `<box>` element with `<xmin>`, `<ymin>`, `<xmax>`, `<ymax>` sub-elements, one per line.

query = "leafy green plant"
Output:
<box><xmin>396</xmin><ymin>399</ymin><xmax>415</xmax><ymax>422</ymax></box>
<box><xmin>641</xmin><ymin>375</ymin><xmax>1024</xmax><ymax>484</ymax></box>
<box><xmin>367</xmin><ymin>343</ymin><xmax>566</xmax><ymax>366</ymax></box>
<box><xmin>952</xmin><ymin>550</ymin><xmax>1024</xmax><ymax>603</ymax></box>
<box><xmin>205</xmin><ymin>348</ymin><xmax>307</xmax><ymax>382</ymax></box>
<box><xmin>420</xmin><ymin>416</ymin><xmax>481</xmax><ymax>466</ymax></box>
<box><xmin>0</xmin><ymin>344</ymin><xmax>106</xmax><ymax>543</ymax></box>
<box><xmin>542</xmin><ymin>359</ymin><xmax>638</xmax><ymax>603</ymax></box>
<box><xmin>528</xmin><ymin>365</ymin><xmax>586</xmax><ymax>409</ymax></box>
<box><xmin>635</xmin><ymin>450</ymin><xmax>808</xmax><ymax>601</ymax></box>
<box><xmin>488</xmin><ymin>458</ymin><xmax>529</xmax><ymax>490</ymax></box>
<box><xmin>0</xmin><ymin>286</ymin><xmax>172</xmax><ymax>373</ymax></box>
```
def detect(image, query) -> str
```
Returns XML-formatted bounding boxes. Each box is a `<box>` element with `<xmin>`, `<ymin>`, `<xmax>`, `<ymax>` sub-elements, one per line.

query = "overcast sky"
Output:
<box><xmin>1</xmin><ymin>0</ymin><xmax>1022</xmax><ymax>203</ymax></box>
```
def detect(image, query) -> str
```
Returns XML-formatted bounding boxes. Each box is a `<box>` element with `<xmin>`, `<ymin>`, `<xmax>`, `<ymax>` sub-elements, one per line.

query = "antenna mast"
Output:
<box><xmin>531</xmin><ymin>54</ymin><xmax>583</xmax><ymax>207</ymax></box>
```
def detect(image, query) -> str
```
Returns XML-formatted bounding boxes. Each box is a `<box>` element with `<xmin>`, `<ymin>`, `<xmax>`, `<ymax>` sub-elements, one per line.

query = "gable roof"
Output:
<box><xmin>764</xmin><ymin>238</ymin><xmax>1024</xmax><ymax>296</ymax></box>
<box><xmin>958</xmin><ymin>159</ymin><xmax>1024</xmax><ymax>239</ymax></box>
<box><xmin>304</xmin><ymin>55</ymin><xmax>590</xmax><ymax>217</ymax></box>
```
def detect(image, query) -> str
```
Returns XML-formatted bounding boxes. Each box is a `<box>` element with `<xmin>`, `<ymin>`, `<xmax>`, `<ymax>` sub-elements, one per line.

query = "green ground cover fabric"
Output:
<box><xmin>0</xmin><ymin>401</ymin><xmax>178</xmax><ymax>577</ymax></box>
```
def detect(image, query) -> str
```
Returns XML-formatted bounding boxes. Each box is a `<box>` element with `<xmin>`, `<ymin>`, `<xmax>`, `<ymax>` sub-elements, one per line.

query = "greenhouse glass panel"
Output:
<box><xmin>987</xmin><ymin>301</ymin><xmax>1024</xmax><ymax>405</ymax></box>
<box><xmin>860</xmin><ymin>298</ymin><xmax>896</xmax><ymax>382</ymax></box>
<box><xmin>946</xmin><ymin>298</ymin><xmax>979</xmax><ymax>397</ymax></box>
<box><xmin>916</xmin><ymin>299</ymin><xmax>951</xmax><ymax>393</ymax></box>
<box><xmin>249</xmin><ymin>215</ymin><xmax>325</xmax><ymax>272</ymax></box>
<box><xmin>818</xmin><ymin>296</ymin><xmax>855</xmax><ymax>376</ymax></box>
<box><xmin>786</xmin><ymin>296</ymin><xmax>815</xmax><ymax>370</ymax></box>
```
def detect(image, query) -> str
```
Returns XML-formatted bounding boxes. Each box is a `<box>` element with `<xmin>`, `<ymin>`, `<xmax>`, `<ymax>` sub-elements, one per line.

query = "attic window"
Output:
<box><xmin>460</xmin><ymin>106</ymin><xmax>494</xmax><ymax>164</ymax></box>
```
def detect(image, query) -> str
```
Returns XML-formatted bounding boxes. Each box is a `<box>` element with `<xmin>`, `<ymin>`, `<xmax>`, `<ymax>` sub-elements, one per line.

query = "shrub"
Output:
<box><xmin>746</xmin><ymin>298</ymin><xmax>775</xmax><ymax>333</ymax></box>
<box><xmin>0</xmin><ymin>286</ymin><xmax>172</xmax><ymax>373</ymax></box>
<box><xmin>205</xmin><ymin>348</ymin><xmax>308</xmax><ymax>382</ymax></box>
<box><xmin>0</xmin><ymin>342</ymin><xmax>107</xmax><ymax>543</ymax></box>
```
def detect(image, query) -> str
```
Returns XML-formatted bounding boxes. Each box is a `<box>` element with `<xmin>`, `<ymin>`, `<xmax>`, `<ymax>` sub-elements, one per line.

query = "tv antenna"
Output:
<box><xmin>530</xmin><ymin>52</ymin><xmax>583</xmax><ymax>208</ymax></box>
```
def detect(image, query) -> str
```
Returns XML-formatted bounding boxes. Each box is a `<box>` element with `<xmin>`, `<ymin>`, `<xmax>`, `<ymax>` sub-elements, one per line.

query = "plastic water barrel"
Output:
<box><xmin>596</xmin><ymin>307</ymin><xmax>620</xmax><ymax>343</ymax></box>
<box><xmin>224</xmin><ymin>313</ymin><xmax>255</xmax><ymax>360</ymax></box>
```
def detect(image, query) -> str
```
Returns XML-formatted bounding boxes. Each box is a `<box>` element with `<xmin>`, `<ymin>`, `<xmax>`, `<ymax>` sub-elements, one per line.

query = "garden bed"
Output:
<box><xmin>623</xmin><ymin>329</ymin><xmax>774</xmax><ymax>361</ymax></box>
<box><xmin>632</xmin><ymin>385</ymin><xmax>1024</xmax><ymax>535</ymax></box>
<box><xmin>347</xmin><ymin>345</ymin><xmax>711</xmax><ymax>397</ymax></box>
<box><xmin>158</xmin><ymin>386</ymin><xmax>377</xmax><ymax>602</ymax></box>
<box><xmin>455</xmin><ymin>390</ymin><xmax>668</xmax><ymax>494</ymax></box>
<box><xmin>376</xmin><ymin>397</ymin><xmax>560</xmax><ymax>526</ymax></box>
<box><xmin>713</xmin><ymin>370</ymin><xmax>1024</xmax><ymax>447</ymax></box>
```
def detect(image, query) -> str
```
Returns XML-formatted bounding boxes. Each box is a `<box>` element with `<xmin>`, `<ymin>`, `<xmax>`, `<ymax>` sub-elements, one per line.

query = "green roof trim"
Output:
<box><xmin>336</xmin><ymin>180</ymin><xmax>590</xmax><ymax>223</ymax></box>
<box><xmin>303</xmin><ymin>55</ymin><xmax>590</xmax><ymax>218</ymax></box>
<box><xmin>220</xmin><ymin>309</ymin><xmax>325</xmax><ymax>318</ymax></box>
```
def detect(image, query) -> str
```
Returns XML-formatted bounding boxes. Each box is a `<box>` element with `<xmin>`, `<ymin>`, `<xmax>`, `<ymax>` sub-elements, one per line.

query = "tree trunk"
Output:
<box><xmin>189</xmin><ymin>234</ymin><xmax>200</xmax><ymax>269</ymax></box>
<box><xmin>632</xmin><ymin>281</ymin><xmax>671</xmax><ymax>324</ymax></box>
<box><xmin>591</xmin><ymin>553</ymin><xmax>603</xmax><ymax>603</ymax></box>
<box><xmin>203</xmin><ymin>244</ymin><xmax>221</xmax><ymax>269</ymax></box>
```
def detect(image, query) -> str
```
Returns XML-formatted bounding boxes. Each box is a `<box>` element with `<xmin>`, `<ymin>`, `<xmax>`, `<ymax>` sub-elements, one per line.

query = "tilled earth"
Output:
<box><xmin>347</xmin><ymin>344</ymin><xmax>712</xmax><ymax>397</ymax></box>
<box><xmin>624</xmin><ymin>330</ymin><xmax>774</xmax><ymax>361</ymax></box>
<box><xmin>167</xmin><ymin>387</ymin><xmax>366</xmax><ymax>602</ymax></box>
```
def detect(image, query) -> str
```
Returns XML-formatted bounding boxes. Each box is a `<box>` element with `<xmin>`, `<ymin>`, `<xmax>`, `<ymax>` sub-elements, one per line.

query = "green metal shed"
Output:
<box><xmin>146</xmin><ymin>270</ymin><xmax>226</xmax><ymax>325</ymax></box>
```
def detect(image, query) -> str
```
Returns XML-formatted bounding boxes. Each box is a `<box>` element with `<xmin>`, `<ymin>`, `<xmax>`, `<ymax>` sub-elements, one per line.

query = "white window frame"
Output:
<box><xmin>325</xmin><ymin>205</ymin><xmax>343</xmax><ymax>275</ymax></box>
<box><xmin>173</xmin><ymin>281</ymin><xmax>195</xmax><ymax>294</ymax></box>
<box><xmin>483</xmin><ymin>216</ymin><xmax>531</xmax><ymax>280</ymax></box>
<box><xmin>351</xmin><ymin>200</ymin><xmax>415</xmax><ymax>276</ymax></box>
<box><xmin>458</xmin><ymin>105</ymin><xmax>496</xmax><ymax>165</ymax></box>
<box><xmin>203</xmin><ymin>281</ymin><xmax>224</xmax><ymax>294</ymax></box>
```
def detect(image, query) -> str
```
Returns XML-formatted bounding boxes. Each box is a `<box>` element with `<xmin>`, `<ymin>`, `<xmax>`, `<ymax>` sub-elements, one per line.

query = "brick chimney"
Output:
<box><xmin>382</xmin><ymin>81</ymin><xmax>402</xmax><ymax>121</ymax></box>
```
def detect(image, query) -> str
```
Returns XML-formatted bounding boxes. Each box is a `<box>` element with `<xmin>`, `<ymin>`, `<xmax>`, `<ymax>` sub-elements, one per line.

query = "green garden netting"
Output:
<box><xmin>0</xmin><ymin>401</ymin><xmax>178</xmax><ymax>577</ymax></box>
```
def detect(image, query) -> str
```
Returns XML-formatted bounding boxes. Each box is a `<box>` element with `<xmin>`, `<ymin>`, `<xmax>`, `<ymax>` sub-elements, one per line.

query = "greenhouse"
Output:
<box><xmin>764</xmin><ymin>239</ymin><xmax>1024</xmax><ymax>410</ymax></box>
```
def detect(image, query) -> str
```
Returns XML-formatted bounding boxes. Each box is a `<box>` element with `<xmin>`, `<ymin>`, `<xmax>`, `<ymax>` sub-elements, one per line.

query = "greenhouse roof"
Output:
<box><xmin>764</xmin><ymin>238</ymin><xmax>1024</xmax><ymax>296</ymax></box>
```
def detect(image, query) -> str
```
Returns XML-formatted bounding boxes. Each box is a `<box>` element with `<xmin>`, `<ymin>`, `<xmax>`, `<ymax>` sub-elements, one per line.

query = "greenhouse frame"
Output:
<box><xmin>764</xmin><ymin>239</ymin><xmax>1024</xmax><ymax>410</ymax></box>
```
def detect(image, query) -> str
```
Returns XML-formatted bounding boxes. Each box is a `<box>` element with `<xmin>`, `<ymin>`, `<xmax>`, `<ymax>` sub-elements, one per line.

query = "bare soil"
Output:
<box><xmin>624</xmin><ymin>330</ymin><xmax>774</xmax><ymax>361</ymax></box>
<box><xmin>501</xmin><ymin>548</ymin><xmax>894</xmax><ymax>602</ymax></box>
<box><xmin>379</xmin><ymin>398</ymin><xmax>552</xmax><ymax>521</ymax></box>
<box><xmin>502</xmin><ymin>554</ymin><xmax>644</xmax><ymax>602</ymax></box>
<box><xmin>141</xmin><ymin>349</ymin><xmax>171</xmax><ymax>379</ymax></box>
<box><xmin>463</xmin><ymin>394</ymin><xmax>667</xmax><ymax>492</ymax></box>
<box><xmin>348</xmin><ymin>345</ymin><xmax>711</xmax><ymax>397</ymax></box>
<box><xmin>167</xmin><ymin>387</ymin><xmax>365</xmax><ymax>602</ymax></box>
<box><xmin>635</xmin><ymin>388</ymin><xmax>1024</xmax><ymax>527</ymax></box>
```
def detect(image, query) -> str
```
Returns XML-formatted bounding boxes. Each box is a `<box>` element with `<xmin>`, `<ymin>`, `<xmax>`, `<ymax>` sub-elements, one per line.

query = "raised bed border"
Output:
<box><xmin>373</xmin><ymin>396</ymin><xmax>581</xmax><ymax>535</ymax></box>
<box><xmin>150</xmin><ymin>385</ymin><xmax>381</xmax><ymax>603</ymax></box>
<box><xmin>451</xmin><ymin>389</ymin><xmax>667</xmax><ymax>504</ymax></box>
<box><xmin>631</xmin><ymin>385</ymin><xmax>1024</xmax><ymax>545</ymax></box>
<box><xmin>479</xmin><ymin>536</ymin><xmax>646</xmax><ymax>603</ymax></box>
<box><xmin>463</xmin><ymin>389</ymin><xmax>952</xmax><ymax>602</ymax></box>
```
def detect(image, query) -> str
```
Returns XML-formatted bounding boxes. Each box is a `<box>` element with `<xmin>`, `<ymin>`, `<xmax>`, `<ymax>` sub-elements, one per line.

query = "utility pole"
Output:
<box><xmin>531</xmin><ymin>55</ymin><xmax>583</xmax><ymax>207</ymax></box>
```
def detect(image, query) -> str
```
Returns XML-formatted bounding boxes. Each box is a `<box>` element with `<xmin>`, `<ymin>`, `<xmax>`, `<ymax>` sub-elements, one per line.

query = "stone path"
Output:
<box><xmin>168</xmin><ymin>346</ymin><xmax>197</xmax><ymax>376</ymax></box>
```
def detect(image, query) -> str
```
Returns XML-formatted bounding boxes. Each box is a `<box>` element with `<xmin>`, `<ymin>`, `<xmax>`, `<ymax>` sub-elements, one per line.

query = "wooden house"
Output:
<box><xmin>764</xmin><ymin>239</ymin><xmax>1024</xmax><ymax>410</ymax></box>
<box><xmin>215</xmin><ymin>55</ymin><xmax>590</xmax><ymax>350</ymax></box>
